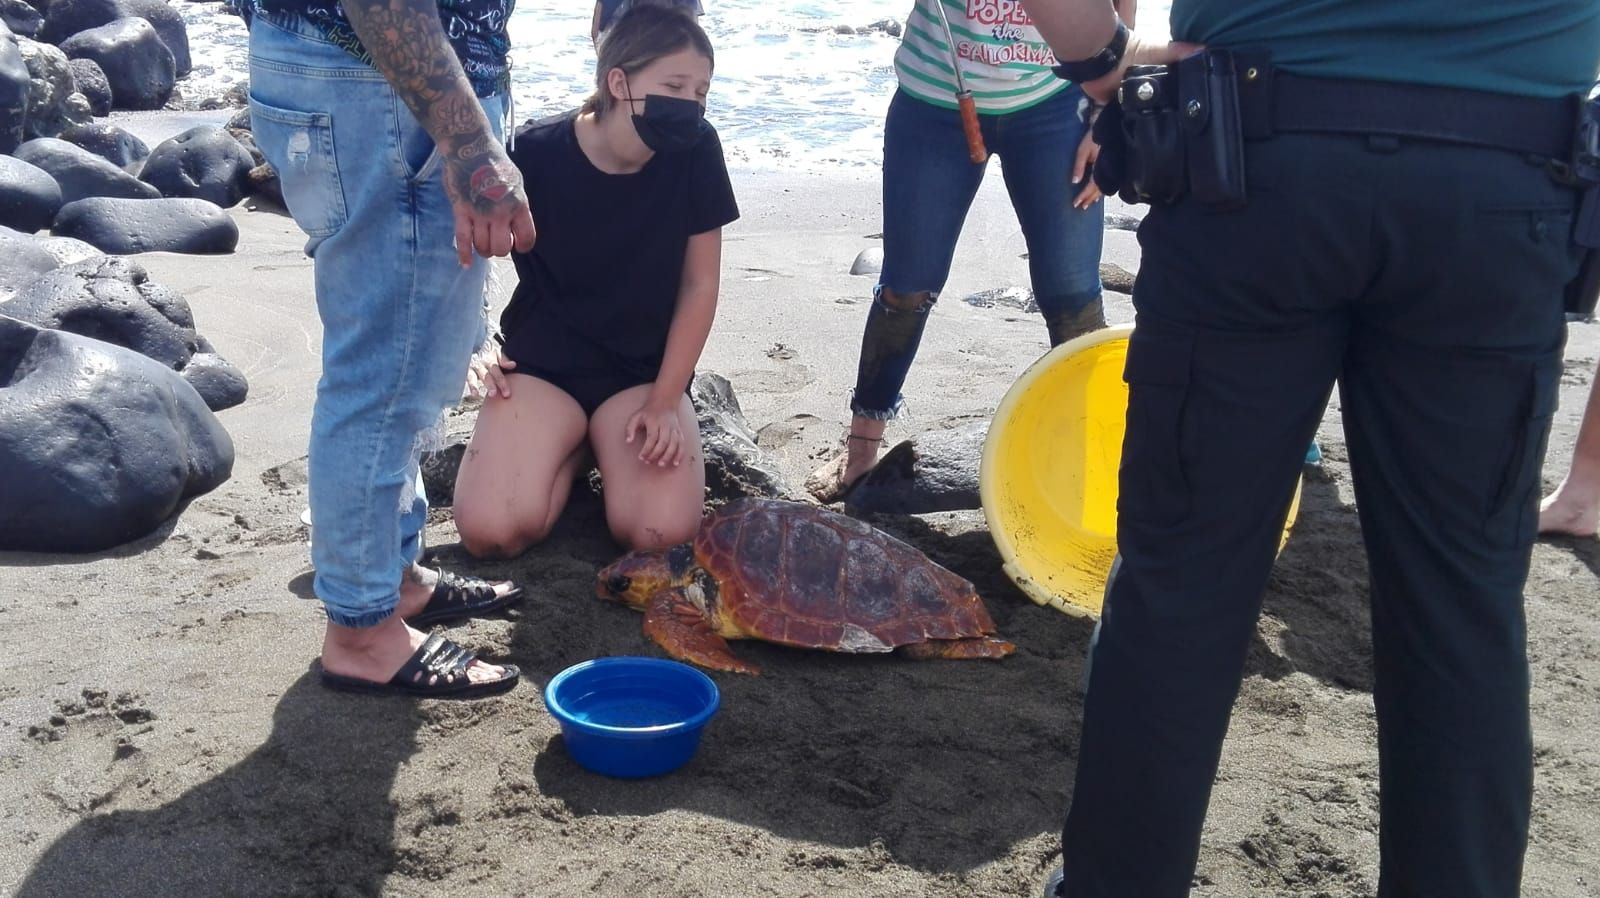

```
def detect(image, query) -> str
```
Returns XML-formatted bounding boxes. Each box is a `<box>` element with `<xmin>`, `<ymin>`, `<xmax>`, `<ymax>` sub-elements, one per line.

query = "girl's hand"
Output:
<box><xmin>465</xmin><ymin>348</ymin><xmax>517</xmax><ymax>400</ymax></box>
<box><xmin>625</xmin><ymin>401</ymin><xmax>686</xmax><ymax>467</ymax></box>
<box><xmin>1072</xmin><ymin>129</ymin><xmax>1102</xmax><ymax>209</ymax></box>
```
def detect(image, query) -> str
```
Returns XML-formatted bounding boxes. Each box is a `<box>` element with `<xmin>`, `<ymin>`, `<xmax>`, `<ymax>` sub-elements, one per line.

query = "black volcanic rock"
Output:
<box><xmin>0</xmin><ymin>315</ymin><xmax>234</xmax><ymax>553</ymax></box>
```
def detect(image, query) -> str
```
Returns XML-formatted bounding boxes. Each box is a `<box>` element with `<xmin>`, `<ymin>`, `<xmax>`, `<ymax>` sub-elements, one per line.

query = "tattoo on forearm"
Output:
<box><xmin>341</xmin><ymin>0</ymin><xmax>524</xmax><ymax>214</ymax></box>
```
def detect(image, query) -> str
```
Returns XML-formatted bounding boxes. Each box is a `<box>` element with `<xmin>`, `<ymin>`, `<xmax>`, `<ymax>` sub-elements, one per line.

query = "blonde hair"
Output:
<box><xmin>583</xmin><ymin>5</ymin><xmax>715</xmax><ymax>117</ymax></box>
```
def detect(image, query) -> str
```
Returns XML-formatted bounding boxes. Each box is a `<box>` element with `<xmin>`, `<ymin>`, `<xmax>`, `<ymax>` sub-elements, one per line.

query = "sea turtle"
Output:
<box><xmin>595</xmin><ymin>498</ymin><xmax>1014</xmax><ymax>674</ymax></box>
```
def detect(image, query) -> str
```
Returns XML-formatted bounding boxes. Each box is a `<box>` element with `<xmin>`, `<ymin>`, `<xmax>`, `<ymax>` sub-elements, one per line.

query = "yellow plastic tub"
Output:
<box><xmin>980</xmin><ymin>325</ymin><xmax>1300</xmax><ymax>616</ymax></box>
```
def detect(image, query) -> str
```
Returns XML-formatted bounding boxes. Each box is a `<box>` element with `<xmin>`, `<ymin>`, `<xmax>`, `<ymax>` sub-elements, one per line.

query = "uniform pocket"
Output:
<box><xmin>248</xmin><ymin>96</ymin><xmax>347</xmax><ymax>238</ymax></box>
<box><xmin>1485</xmin><ymin>362</ymin><xmax>1560</xmax><ymax>548</ymax></box>
<box><xmin>1119</xmin><ymin>326</ymin><xmax>1196</xmax><ymax>526</ymax></box>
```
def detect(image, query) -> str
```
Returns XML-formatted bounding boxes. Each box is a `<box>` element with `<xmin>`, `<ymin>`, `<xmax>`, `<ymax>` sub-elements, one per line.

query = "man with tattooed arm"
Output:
<box><xmin>247</xmin><ymin>0</ymin><xmax>536</xmax><ymax>698</ymax></box>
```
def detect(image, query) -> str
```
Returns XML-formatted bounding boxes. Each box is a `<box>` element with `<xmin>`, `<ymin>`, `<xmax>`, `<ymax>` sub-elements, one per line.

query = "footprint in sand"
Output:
<box><xmin>756</xmin><ymin>413</ymin><xmax>822</xmax><ymax>451</ymax></box>
<box><xmin>260</xmin><ymin>456</ymin><xmax>309</xmax><ymax>494</ymax></box>
<box><xmin>732</xmin><ymin>343</ymin><xmax>814</xmax><ymax>394</ymax></box>
<box><xmin>28</xmin><ymin>689</ymin><xmax>155</xmax><ymax>745</ymax></box>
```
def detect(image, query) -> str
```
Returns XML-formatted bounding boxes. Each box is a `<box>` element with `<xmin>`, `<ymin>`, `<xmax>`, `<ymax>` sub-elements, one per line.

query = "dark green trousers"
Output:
<box><xmin>1061</xmin><ymin>133</ymin><xmax>1580</xmax><ymax>898</ymax></box>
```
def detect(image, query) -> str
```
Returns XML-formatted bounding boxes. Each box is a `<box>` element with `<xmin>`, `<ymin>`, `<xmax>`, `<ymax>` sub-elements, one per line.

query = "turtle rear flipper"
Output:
<box><xmin>898</xmin><ymin>636</ymin><xmax>1015</xmax><ymax>661</ymax></box>
<box><xmin>643</xmin><ymin>588</ymin><xmax>761</xmax><ymax>675</ymax></box>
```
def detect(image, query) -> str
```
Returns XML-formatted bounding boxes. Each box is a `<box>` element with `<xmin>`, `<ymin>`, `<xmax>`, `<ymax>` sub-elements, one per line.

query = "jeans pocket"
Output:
<box><xmin>1119</xmin><ymin>326</ymin><xmax>1196</xmax><ymax>527</ymax></box>
<box><xmin>1485</xmin><ymin>363</ymin><xmax>1560</xmax><ymax>548</ymax></box>
<box><xmin>399</xmin><ymin>112</ymin><xmax>443</xmax><ymax>183</ymax></box>
<box><xmin>249</xmin><ymin>96</ymin><xmax>347</xmax><ymax>238</ymax></box>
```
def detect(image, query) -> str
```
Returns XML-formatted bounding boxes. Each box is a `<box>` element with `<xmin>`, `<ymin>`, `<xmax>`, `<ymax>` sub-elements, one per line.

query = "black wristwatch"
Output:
<box><xmin>1052</xmin><ymin>20</ymin><xmax>1129</xmax><ymax>84</ymax></box>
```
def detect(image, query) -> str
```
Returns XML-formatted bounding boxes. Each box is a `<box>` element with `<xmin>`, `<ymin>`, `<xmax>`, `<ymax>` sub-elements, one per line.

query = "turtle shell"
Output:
<box><xmin>693</xmin><ymin>498</ymin><xmax>998</xmax><ymax>652</ymax></box>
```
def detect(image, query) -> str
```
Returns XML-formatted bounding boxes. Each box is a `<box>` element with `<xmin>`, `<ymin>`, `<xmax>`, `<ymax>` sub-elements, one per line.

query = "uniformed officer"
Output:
<box><xmin>1019</xmin><ymin>1</ymin><xmax>1600</xmax><ymax>896</ymax></box>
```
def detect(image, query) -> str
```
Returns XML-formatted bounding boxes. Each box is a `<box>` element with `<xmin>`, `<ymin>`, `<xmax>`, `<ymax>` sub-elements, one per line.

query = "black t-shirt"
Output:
<box><xmin>500</xmin><ymin>112</ymin><xmax>739</xmax><ymax>384</ymax></box>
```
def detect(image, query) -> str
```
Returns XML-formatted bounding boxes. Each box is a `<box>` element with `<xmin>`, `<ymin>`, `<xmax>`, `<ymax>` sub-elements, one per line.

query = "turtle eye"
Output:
<box><xmin>607</xmin><ymin>574</ymin><xmax>632</xmax><ymax>595</ymax></box>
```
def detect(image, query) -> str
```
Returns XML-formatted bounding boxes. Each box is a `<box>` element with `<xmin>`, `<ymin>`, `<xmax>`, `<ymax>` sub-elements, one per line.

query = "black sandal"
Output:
<box><xmin>320</xmin><ymin>631</ymin><xmax>520</xmax><ymax>698</ymax></box>
<box><xmin>404</xmin><ymin>570</ymin><xmax>525</xmax><ymax>628</ymax></box>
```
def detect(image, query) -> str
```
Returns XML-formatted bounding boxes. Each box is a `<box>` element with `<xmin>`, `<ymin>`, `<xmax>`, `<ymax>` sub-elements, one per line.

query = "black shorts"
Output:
<box><xmin>510</xmin><ymin>364</ymin><xmax>650</xmax><ymax>417</ymax></box>
<box><xmin>499</xmin><ymin>310</ymin><xmax>685</xmax><ymax>417</ymax></box>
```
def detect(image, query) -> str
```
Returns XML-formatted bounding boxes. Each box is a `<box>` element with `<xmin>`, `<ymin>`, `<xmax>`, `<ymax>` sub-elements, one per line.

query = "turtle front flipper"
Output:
<box><xmin>643</xmin><ymin>587</ymin><xmax>761</xmax><ymax>675</ymax></box>
<box><xmin>899</xmin><ymin>637</ymin><xmax>1016</xmax><ymax>661</ymax></box>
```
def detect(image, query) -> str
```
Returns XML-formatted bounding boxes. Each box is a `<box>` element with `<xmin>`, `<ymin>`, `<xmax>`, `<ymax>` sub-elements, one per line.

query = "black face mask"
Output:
<box><xmin>627</xmin><ymin>90</ymin><xmax>706</xmax><ymax>153</ymax></box>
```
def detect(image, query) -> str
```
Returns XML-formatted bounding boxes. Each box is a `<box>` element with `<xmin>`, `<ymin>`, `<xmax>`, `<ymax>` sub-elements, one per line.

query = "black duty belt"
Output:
<box><xmin>1235</xmin><ymin>61</ymin><xmax>1577</xmax><ymax>161</ymax></box>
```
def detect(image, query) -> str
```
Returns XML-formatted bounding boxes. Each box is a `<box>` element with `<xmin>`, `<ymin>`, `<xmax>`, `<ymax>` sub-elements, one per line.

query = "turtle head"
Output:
<box><xmin>596</xmin><ymin>544</ymin><xmax>696</xmax><ymax>609</ymax></box>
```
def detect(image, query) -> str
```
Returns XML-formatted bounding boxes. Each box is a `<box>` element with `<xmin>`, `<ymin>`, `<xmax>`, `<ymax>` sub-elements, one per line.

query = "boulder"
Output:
<box><xmin>419</xmin><ymin>436</ymin><xmax>467</xmax><ymax>507</ymax></box>
<box><xmin>0</xmin><ymin>315</ymin><xmax>234</xmax><ymax>553</ymax></box>
<box><xmin>56</xmin><ymin>120</ymin><xmax>147</xmax><ymax>169</ymax></box>
<box><xmin>0</xmin><ymin>0</ymin><xmax>41</xmax><ymax>37</ymax></box>
<box><xmin>845</xmin><ymin>421</ymin><xmax>987</xmax><ymax>516</ymax></box>
<box><xmin>14</xmin><ymin>136</ymin><xmax>160</xmax><ymax>202</ymax></box>
<box><xmin>224</xmin><ymin>105</ymin><xmax>248</xmax><ymax>132</ymax></box>
<box><xmin>228</xmin><ymin>124</ymin><xmax>264</xmax><ymax>167</ymax></box>
<box><xmin>692</xmin><ymin>372</ymin><xmax>791</xmax><ymax>502</ymax></box>
<box><xmin>119</xmin><ymin>0</ymin><xmax>187</xmax><ymax>76</ymax></box>
<box><xmin>40</xmin><ymin>0</ymin><xmax>188</xmax><ymax>75</ymax></box>
<box><xmin>1099</xmin><ymin>262</ymin><xmax>1135</xmax><ymax>295</ymax></box>
<box><xmin>65</xmin><ymin>56</ymin><xmax>107</xmax><ymax>115</ymax></box>
<box><xmin>60</xmin><ymin>16</ymin><xmax>173</xmax><ymax>110</ymax></box>
<box><xmin>0</xmin><ymin>21</ymin><xmax>27</xmax><ymax>153</ymax></box>
<box><xmin>17</xmin><ymin>36</ymin><xmax>88</xmax><ymax>138</ymax></box>
<box><xmin>246</xmin><ymin>162</ymin><xmax>282</xmax><ymax>207</ymax></box>
<box><xmin>0</xmin><ymin>154</ymin><xmax>62</xmax><ymax>233</ymax></box>
<box><xmin>139</xmin><ymin>125</ymin><xmax>254</xmax><ymax>207</ymax></box>
<box><xmin>28</xmin><ymin>231</ymin><xmax>97</xmax><ymax>266</ymax></box>
<box><xmin>0</xmin><ymin>224</ymin><xmax>61</xmax><ymax>301</ymax></box>
<box><xmin>52</xmin><ymin>195</ymin><xmax>238</xmax><ymax>255</ymax></box>
<box><xmin>176</xmin><ymin>342</ymin><xmax>248</xmax><ymax>411</ymax></box>
<box><xmin>3</xmin><ymin>255</ymin><xmax>247</xmax><ymax>409</ymax></box>
<box><xmin>850</xmin><ymin>246</ymin><xmax>883</xmax><ymax>276</ymax></box>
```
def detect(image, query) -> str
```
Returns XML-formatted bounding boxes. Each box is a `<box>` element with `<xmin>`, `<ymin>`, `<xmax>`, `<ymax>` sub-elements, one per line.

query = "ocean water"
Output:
<box><xmin>179</xmin><ymin>0</ymin><xmax>1171</xmax><ymax>170</ymax></box>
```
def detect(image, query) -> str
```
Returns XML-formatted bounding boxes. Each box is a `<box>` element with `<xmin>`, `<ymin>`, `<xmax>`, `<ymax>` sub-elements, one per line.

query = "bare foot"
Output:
<box><xmin>806</xmin><ymin>446</ymin><xmax>882</xmax><ymax>503</ymax></box>
<box><xmin>805</xmin><ymin>421</ymin><xmax>886</xmax><ymax>503</ymax></box>
<box><xmin>320</xmin><ymin>614</ymin><xmax>509</xmax><ymax>686</ymax></box>
<box><xmin>394</xmin><ymin>563</ymin><xmax>518</xmax><ymax>619</ymax></box>
<box><xmin>1539</xmin><ymin>481</ymin><xmax>1600</xmax><ymax>538</ymax></box>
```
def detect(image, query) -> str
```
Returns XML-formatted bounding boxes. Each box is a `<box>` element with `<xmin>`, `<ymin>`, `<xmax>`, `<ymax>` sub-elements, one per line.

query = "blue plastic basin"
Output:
<box><xmin>544</xmin><ymin>657</ymin><xmax>721</xmax><ymax>778</ymax></box>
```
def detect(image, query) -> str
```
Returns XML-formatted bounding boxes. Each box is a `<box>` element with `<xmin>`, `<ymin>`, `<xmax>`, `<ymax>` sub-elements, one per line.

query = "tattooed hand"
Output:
<box><xmin>341</xmin><ymin>0</ymin><xmax>537</xmax><ymax>267</ymax></box>
<box><xmin>443</xmin><ymin>139</ymin><xmax>537</xmax><ymax>266</ymax></box>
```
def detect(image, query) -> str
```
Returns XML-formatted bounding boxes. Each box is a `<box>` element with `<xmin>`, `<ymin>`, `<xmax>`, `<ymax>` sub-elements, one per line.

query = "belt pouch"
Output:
<box><xmin>1117</xmin><ymin>64</ymin><xmax>1186</xmax><ymax>205</ymax></box>
<box><xmin>1566</xmin><ymin>184</ymin><xmax>1600</xmax><ymax>317</ymax></box>
<box><xmin>1564</xmin><ymin>91</ymin><xmax>1600</xmax><ymax>317</ymax></box>
<box><xmin>1178</xmin><ymin>49</ymin><xmax>1247</xmax><ymax>209</ymax></box>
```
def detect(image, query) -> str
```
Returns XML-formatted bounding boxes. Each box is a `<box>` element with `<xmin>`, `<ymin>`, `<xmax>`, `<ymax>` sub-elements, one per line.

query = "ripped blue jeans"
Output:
<box><xmin>851</xmin><ymin>87</ymin><xmax>1105</xmax><ymax>419</ymax></box>
<box><xmin>249</xmin><ymin>13</ymin><xmax>506</xmax><ymax>627</ymax></box>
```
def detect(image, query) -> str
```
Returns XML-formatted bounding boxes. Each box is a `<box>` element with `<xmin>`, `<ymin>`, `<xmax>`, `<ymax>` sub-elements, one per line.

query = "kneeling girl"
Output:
<box><xmin>455</xmin><ymin>6</ymin><xmax>738</xmax><ymax>555</ymax></box>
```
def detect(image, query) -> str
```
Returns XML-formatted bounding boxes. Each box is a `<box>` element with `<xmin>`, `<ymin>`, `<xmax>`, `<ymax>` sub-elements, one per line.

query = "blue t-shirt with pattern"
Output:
<box><xmin>250</xmin><ymin>0</ymin><xmax>513</xmax><ymax>98</ymax></box>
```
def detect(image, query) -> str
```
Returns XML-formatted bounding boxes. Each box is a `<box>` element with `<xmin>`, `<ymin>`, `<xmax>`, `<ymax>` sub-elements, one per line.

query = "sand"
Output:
<box><xmin>1</xmin><ymin>155</ymin><xmax>1597</xmax><ymax>898</ymax></box>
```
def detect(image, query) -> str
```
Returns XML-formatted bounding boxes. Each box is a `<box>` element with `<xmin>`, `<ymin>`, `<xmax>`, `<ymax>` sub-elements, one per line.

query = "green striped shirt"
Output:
<box><xmin>894</xmin><ymin>0</ymin><xmax>1069</xmax><ymax>114</ymax></box>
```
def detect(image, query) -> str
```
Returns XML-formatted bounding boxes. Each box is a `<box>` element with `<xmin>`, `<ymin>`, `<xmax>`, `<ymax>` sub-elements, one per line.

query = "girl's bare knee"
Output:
<box><xmin>615</xmin><ymin>516</ymin><xmax>699</xmax><ymax>552</ymax></box>
<box><xmin>457</xmin><ymin>510</ymin><xmax>542</xmax><ymax>559</ymax></box>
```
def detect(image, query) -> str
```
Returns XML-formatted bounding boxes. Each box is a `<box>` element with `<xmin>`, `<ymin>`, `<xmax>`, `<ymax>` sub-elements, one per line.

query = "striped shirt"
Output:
<box><xmin>894</xmin><ymin>0</ymin><xmax>1068</xmax><ymax>115</ymax></box>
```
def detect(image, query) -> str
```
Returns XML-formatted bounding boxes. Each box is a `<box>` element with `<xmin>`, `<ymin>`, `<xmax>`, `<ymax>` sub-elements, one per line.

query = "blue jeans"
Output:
<box><xmin>851</xmin><ymin>87</ymin><xmax>1105</xmax><ymax>419</ymax></box>
<box><xmin>248</xmin><ymin>14</ymin><xmax>506</xmax><ymax>627</ymax></box>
